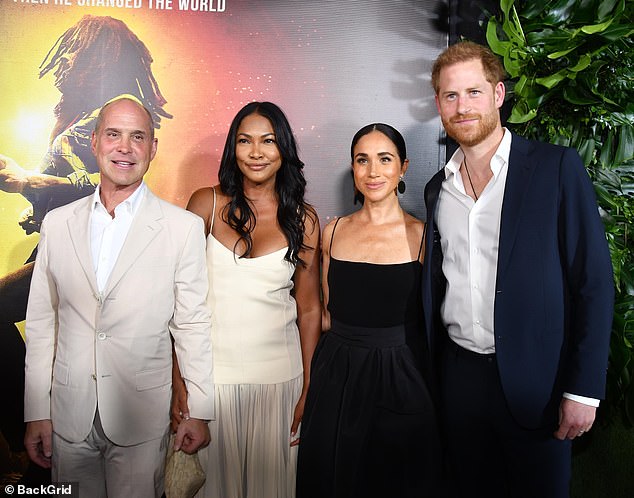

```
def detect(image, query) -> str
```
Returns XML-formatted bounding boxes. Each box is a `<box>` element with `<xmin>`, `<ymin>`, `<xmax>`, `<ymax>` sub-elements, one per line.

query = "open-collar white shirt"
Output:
<box><xmin>90</xmin><ymin>182</ymin><xmax>146</xmax><ymax>293</ymax></box>
<box><xmin>437</xmin><ymin>129</ymin><xmax>511</xmax><ymax>354</ymax></box>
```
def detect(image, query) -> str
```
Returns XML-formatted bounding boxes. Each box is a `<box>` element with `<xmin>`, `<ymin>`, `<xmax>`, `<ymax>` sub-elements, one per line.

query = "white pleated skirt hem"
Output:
<box><xmin>195</xmin><ymin>375</ymin><xmax>302</xmax><ymax>498</ymax></box>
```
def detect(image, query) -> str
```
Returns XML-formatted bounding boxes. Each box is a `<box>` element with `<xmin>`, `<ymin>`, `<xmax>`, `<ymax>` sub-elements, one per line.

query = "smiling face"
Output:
<box><xmin>352</xmin><ymin>130</ymin><xmax>408</xmax><ymax>202</ymax></box>
<box><xmin>235</xmin><ymin>113</ymin><xmax>283</xmax><ymax>188</ymax></box>
<box><xmin>435</xmin><ymin>58</ymin><xmax>505</xmax><ymax>147</ymax></box>
<box><xmin>91</xmin><ymin>98</ymin><xmax>157</xmax><ymax>194</ymax></box>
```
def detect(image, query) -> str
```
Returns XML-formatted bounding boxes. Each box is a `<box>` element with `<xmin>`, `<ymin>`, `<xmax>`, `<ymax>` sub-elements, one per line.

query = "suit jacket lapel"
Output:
<box><xmin>67</xmin><ymin>197</ymin><xmax>99</xmax><ymax>296</ymax></box>
<box><xmin>497</xmin><ymin>133</ymin><xmax>537</xmax><ymax>277</ymax></box>
<box><xmin>102</xmin><ymin>189</ymin><xmax>164</xmax><ymax>298</ymax></box>
<box><xmin>425</xmin><ymin>172</ymin><xmax>444</xmax><ymax>223</ymax></box>
<box><xmin>423</xmin><ymin>169</ymin><xmax>445</xmax><ymax>350</ymax></box>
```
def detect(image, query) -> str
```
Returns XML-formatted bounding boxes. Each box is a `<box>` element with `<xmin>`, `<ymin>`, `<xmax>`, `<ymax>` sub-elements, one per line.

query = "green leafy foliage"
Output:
<box><xmin>487</xmin><ymin>0</ymin><xmax>634</xmax><ymax>424</ymax></box>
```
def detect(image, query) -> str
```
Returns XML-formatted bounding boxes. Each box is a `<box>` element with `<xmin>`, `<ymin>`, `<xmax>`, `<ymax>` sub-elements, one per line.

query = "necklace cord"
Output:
<box><xmin>463</xmin><ymin>156</ymin><xmax>479</xmax><ymax>201</ymax></box>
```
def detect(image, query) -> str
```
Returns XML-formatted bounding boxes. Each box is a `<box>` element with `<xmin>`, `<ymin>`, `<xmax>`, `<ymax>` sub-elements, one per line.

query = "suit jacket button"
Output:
<box><xmin>91</xmin><ymin>374</ymin><xmax>97</xmax><ymax>381</ymax></box>
<box><xmin>97</xmin><ymin>332</ymin><xmax>107</xmax><ymax>340</ymax></box>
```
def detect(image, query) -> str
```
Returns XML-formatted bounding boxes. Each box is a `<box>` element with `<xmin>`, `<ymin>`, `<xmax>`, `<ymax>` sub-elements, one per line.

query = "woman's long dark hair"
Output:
<box><xmin>218</xmin><ymin>102</ymin><xmax>313</xmax><ymax>266</ymax></box>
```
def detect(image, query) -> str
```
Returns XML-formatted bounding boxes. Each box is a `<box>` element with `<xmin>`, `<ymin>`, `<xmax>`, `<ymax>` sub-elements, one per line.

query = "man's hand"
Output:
<box><xmin>554</xmin><ymin>398</ymin><xmax>596</xmax><ymax>440</ymax></box>
<box><xmin>173</xmin><ymin>417</ymin><xmax>210</xmax><ymax>454</ymax></box>
<box><xmin>24</xmin><ymin>419</ymin><xmax>53</xmax><ymax>468</ymax></box>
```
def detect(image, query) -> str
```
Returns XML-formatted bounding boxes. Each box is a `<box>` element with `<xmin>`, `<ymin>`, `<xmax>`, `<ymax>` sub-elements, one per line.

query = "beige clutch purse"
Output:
<box><xmin>164</xmin><ymin>434</ymin><xmax>206</xmax><ymax>498</ymax></box>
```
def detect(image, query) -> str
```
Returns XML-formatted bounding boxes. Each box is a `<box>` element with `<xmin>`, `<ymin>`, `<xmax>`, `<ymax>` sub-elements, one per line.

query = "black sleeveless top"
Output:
<box><xmin>327</xmin><ymin>218</ymin><xmax>424</xmax><ymax>328</ymax></box>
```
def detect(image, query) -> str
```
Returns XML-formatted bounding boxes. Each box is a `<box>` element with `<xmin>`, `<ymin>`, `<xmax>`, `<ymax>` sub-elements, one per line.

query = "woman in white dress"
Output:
<box><xmin>172</xmin><ymin>102</ymin><xmax>321</xmax><ymax>498</ymax></box>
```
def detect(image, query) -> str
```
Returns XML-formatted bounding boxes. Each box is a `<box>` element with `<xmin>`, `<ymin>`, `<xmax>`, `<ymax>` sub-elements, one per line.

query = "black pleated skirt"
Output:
<box><xmin>297</xmin><ymin>320</ymin><xmax>442</xmax><ymax>498</ymax></box>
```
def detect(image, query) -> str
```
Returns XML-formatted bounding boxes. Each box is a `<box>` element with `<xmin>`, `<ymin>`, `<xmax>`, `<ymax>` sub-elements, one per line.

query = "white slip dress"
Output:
<box><xmin>196</xmin><ymin>188</ymin><xmax>302</xmax><ymax>498</ymax></box>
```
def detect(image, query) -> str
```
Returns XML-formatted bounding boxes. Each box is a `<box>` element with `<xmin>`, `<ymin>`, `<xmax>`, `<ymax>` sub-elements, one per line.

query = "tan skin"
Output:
<box><xmin>434</xmin><ymin>58</ymin><xmax>504</xmax><ymax>201</ymax></box>
<box><xmin>435</xmin><ymin>58</ymin><xmax>596</xmax><ymax>440</ymax></box>
<box><xmin>322</xmin><ymin>130</ymin><xmax>425</xmax><ymax>332</ymax></box>
<box><xmin>171</xmin><ymin>113</ymin><xmax>321</xmax><ymax>447</ymax></box>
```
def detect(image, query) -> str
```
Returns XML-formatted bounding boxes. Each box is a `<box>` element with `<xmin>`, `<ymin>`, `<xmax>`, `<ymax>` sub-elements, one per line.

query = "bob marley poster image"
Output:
<box><xmin>0</xmin><ymin>0</ymin><xmax>446</xmax><ymax>481</ymax></box>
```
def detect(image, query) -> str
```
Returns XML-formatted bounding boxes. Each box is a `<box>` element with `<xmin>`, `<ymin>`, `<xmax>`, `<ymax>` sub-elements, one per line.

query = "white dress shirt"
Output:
<box><xmin>91</xmin><ymin>182</ymin><xmax>146</xmax><ymax>292</ymax></box>
<box><xmin>436</xmin><ymin>129</ymin><xmax>598</xmax><ymax>407</ymax></box>
<box><xmin>437</xmin><ymin>129</ymin><xmax>511</xmax><ymax>354</ymax></box>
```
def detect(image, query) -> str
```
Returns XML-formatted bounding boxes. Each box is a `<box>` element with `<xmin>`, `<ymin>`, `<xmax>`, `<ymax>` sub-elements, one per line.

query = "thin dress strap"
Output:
<box><xmin>329</xmin><ymin>216</ymin><xmax>343</xmax><ymax>254</ymax></box>
<box><xmin>210</xmin><ymin>186</ymin><xmax>217</xmax><ymax>231</ymax></box>
<box><xmin>417</xmin><ymin>223</ymin><xmax>426</xmax><ymax>261</ymax></box>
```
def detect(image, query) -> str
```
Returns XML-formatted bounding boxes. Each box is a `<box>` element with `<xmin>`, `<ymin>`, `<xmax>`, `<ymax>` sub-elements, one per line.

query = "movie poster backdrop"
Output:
<box><xmin>0</xmin><ymin>0</ymin><xmax>446</xmax><ymax>464</ymax></box>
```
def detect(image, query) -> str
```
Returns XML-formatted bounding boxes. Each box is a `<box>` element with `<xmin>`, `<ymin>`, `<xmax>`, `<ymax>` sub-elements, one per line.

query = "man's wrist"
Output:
<box><xmin>563</xmin><ymin>392</ymin><xmax>600</xmax><ymax>407</ymax></box>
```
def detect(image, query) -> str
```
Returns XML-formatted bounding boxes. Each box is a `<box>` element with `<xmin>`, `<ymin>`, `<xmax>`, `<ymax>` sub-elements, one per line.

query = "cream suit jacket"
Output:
<box><xmin>24</xmin><ymin>188</ymin><xmax>214</xmax><ymax>446</ymax></box>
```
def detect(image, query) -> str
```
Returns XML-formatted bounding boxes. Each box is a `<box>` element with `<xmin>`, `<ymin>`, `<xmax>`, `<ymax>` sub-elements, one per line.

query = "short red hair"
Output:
<box><xmin>431</xmin><ymin>41</ymin><xmax>506</xmax><ymax>94</ymax></box>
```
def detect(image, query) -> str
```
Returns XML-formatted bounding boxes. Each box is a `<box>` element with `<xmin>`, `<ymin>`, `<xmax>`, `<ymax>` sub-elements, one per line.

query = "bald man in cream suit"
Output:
<box><xmin>23</xmin><ymin>97</ymin><xmax>214</xmax><ymax>497</ymax></box>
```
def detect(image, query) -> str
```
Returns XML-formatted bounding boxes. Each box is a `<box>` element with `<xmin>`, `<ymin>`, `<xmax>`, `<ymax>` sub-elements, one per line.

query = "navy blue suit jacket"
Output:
<box><xmin>422</xmin><ymin>132</ymin><xmax>614</xmax><ymax>429</ymax></box>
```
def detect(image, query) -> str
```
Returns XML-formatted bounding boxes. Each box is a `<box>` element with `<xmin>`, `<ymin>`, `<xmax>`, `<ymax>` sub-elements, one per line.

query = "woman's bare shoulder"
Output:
<box><xmin>321</xmin><ymin>215</ymin><xmax>350</xmax><ymax>252</ymax></box>
<box><xmin>324</xmin><ymin>215</ymin><xmax>352</xmax><ymax>235</ymax></box>
<box><xmin>187</xmin><ymin>187</ymin><xmax>215</xmax><ymax>216</ymax></box>
<box><xmin>404</xmin><ymin>211</ymin><xmax>425</xmax><ymax>232</ymax></box>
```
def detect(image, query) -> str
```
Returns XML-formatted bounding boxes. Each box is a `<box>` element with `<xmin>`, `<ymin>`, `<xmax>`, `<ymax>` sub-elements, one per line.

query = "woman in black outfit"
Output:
<box><xmin>297</xmin><ymin>124</ymin><xmax>441</xmax><ymax>498</ymax></box>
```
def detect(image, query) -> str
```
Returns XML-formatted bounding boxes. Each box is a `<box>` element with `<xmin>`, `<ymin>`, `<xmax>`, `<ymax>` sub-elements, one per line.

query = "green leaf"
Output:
<box><xmin>598</xmin><ymin>0</ymin><xmax>621</xmax><ymax>20</ymax></box>
<box><xmin>547</xmin><ymin>46</ymin><xmax>581</xmax><ymax>59</ymax></box>
<box><xmin>610</xmin><ymin>111</ymin><xmax>634</xmax><ymax>127</ymax></box>
<box><xmin>526</xmin><ymin>28</ymin><xmax>576</xmax><ymax>46</ymax></box>
<box><xmin>509</xmin><ymin>105</ymin><xmax>538</xmax><ymax>124</ymax></box>
<box><xmin>486</xmin><ymin>19</ymin><xmax>510</xmax><ymax>56</ymax></box>
<box><xmin>594</xmin><ymin>181</ymin><xmax>617</xmax><ymax>207</ymax></box>
<box><xmin>569</xmin><ymin>55</ymin><xmax>592</xmax><ymax>72</ymax></box>
<box><xmin>563</xmin><ymin>85</ymin><xmax>602</xmax><ymax>105</ymax></box>
<box><xmin>578</xmin><ymin>138</ymin><xmax>596</xmax><ymax>166</ymax></box>
<box><xmin>509</xmin><ymin>5</ymin><xmax>526</xmax><ymax>42</ymax></box>
<box><xmin>541</xmin><ymin>0</ymin><xmax>579</xmax><ymax>24</ymax></box>
<box><xmin>589</xmin><ymin>90</ymin><xmax>619</xmax><ymax>107</ymax></box>
<box><xmin>500</xmin><ymin>0</ymin><xmax>515</xmax><ymax>18</ymax></box>
<box><xmin>536</xmin><ymin>71</ymin><xmax>567</xmax><ymax>88</ymax></box>
<box><xmin>501</xmin><ymin>6</ymin><xmax>526</xmax><ymax>44</ymax></box>
<box><xmin>600</xmin><ymin>130</ymin><xmax>616</xmax><ymax>168</ymax></box>
<box><xmin>524</xmin><ymin>90</ymin><xmax>548</xmax><ymax>109</ymax></box>
<box><xmin>522</xmin><ymin>0</ymin><xmax>552</xmax><ymax>20</ymax></box>
<box><xmin>615</xmin><ymin>125</ymin><xmax>634</xmax><ymax>165</ymax></box>
<box><xmin>514</xmin><ymin>75</ymin><xmax>529</xmax><ymax>96</ymax></box>
<box><xmin>581</xmin><ymin>19</ymin><xmax>614</xmax><ymax>35</ymax></box>
<box><xmin>599</xmin><ymin>25</ymin><xmax>634</xmax><ymax>42</ymax></box>
<box><xmin>503</xmin><ymin>53</ymin><xmax>522</xmax><ymax>77</ymax></box>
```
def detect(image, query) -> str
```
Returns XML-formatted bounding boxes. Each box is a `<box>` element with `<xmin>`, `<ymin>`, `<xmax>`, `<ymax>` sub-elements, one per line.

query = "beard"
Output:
<box><xmin>442</xmin><ymin>110</ymin><xmax>499</xmax><ymax>147</ymax></box>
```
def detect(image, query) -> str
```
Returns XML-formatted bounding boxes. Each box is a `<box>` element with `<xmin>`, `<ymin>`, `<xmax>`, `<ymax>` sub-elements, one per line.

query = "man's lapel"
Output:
<box><xmin>423</xmin><ymin>169</ymin><xmax>445</xmax><ymax>350</ymax></box>
<box><xmin>67</xmin><ymin>197</ymin><xmax>99</xmax><ymax>296</ymax></box>
<box><xmin>497</xmin><ymin>133</ymin><xmax>537</xmax><ymax>277</ymax></box>
<box><xmin>102</xmin><ymin>189</ymin><xmax>164</xmax><ymax>298</ymax></box>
